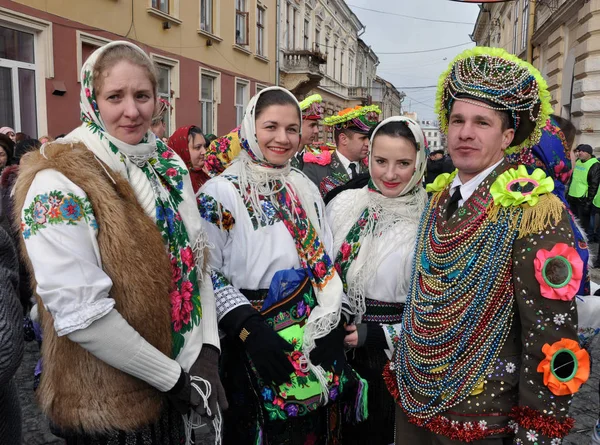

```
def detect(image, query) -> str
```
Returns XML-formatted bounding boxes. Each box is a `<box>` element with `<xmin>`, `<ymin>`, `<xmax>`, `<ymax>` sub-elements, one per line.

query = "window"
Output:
<box><xmin>256</xmin><ymin>83</ymin><xmax>267</xmax><ymax>94</ymax></box>
<box><xmin>0</xmin><ymin>26</ymin><xmax>38</xmax><ymax>137</ymax></box>
<box><xmin>325</xmin><ymin>37</ymin><xmax>329</xmax><ymax>72</ymax></box>
<box><xmin>513</xmin><ymin>0</ymin><xmax>519</xmax><ymax>54</ymax></box>
<box><xmin>235</xmin><ymin>0</ymin><xmax>249</xmax><ymax>46</ymax></box>
<box><xmin>304</xmin><ymin>19</ymin><xmax>310</xmax><ymax>50</ymax></box>
<box><xmin>200</xmin><ymin>0</ymin><xmax>213</xmax><ymax>33</ymax></box>
<box><xmin>257</xmin><ymin>6</ymin><xmax>265</xmax><ymax>57</ymax></box>
<box><xmin>348</xmin><ymin>56</ymin><xmax>353</xmax><ymax>85</ymax></box>
<box><xmin>333</xmin><ymin>45</ymin><xmax>337</xmax><ymax>79</ymax></box>
<box><xmin>292</xmin><ymin>8</ymin><xmax>298</xmax><ymax>49</ymax></box>
<box><xmin>340</xmin><ymin>50</ymin><xmax>344</xmax><ymax>83</ymax></box>
<box><xmin>521</xmin><ymin>0</ymin><xmax>529</xmax><ymax>52</ymax></box>
<box><xmin>315</xmin><ymin>28</ymin><xmax>320</xmax><ymax>51</ymax></box>
<box><xmin>201</xmin><ymin>74</ymin><xmax>215</xmax><ymax>135</ymax></box>
<box><xmin>152</xmin><ymin>0</ymin><xmax>169</xmax><ymax>13</ymax></box>
<box><xmin>156</xmin><ymin>63</ymin><xmax>172</xmax><ymax>136</ymax></box>
<box><xmin>235</xmin><ymin>79</ymin><xmax>249</xmax><ymax>126</ymax></box>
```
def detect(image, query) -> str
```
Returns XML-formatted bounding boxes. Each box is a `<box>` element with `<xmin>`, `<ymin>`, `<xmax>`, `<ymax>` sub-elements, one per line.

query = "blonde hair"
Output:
<box><xmin>93</xmin><ymin>44</ymin><xmax>158</xmax><ymax>96</ymax></box>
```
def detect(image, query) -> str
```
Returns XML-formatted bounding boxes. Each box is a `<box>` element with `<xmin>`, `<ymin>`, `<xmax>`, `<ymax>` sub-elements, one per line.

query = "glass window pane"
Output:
<box><xmin>19</xmin><ymin>68</ymin><xmax>37</xmax><ymax>137</ymax></box>
<box><xmin>201</xmin><ymin>75</ymin><xmax>213</xmax><ymax>100</ymax></box>
<box><xmin>236</xmin><ymin>83</ymin><xmax>244</xmax><ymax>106</ymax></box>
<box><xmin>157</xmin><ymin>65</ymin><xmax>169</xmax><ymax>95</ymax></box>
<box><xmin>0</xmin><ymin>67</ymin><xmax>14</xmax><ymax>129</ymax></box>
<box><xmin>0</xmin><ymin>26</ymin><xmax>34</xmax><ymax>64</ymax></box>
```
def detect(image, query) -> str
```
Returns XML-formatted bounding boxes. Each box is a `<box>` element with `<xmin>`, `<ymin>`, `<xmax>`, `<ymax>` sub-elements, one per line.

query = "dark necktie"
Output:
<box><xmin>447</xmin><ymin>186</ymin><xmax>462</xmax><ymax>217</ymax></box>
<box><xmin>349</xmin><ymin>162</ymin><xmax>358</xmax><ymax>179</ymax></box>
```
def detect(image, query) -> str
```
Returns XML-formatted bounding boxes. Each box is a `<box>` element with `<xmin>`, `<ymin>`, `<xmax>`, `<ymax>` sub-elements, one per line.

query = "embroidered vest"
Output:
<box><xmin>12</xmin><ymin>143</ymin><xmax>173</xmax><ymax>433</ymax></box>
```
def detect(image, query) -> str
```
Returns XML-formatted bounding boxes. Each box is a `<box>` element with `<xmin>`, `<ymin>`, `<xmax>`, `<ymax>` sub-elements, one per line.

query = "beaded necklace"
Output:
<box><xmin>394</xmin><ymin>186</ymin><xmax>522</xmax><ymax>420</ymax></box>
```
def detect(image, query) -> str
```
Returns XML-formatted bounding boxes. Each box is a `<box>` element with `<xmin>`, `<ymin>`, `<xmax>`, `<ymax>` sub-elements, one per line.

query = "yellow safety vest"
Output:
<box><xmin>569</xmin><ymin>158</ymin><xmax>598</xmax><ymax>198</ymax></box>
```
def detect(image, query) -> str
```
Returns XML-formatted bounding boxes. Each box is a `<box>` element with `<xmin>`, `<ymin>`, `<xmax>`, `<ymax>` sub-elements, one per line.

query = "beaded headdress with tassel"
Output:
<box><xmin>436</xmin><ymin>47</ymin><xmax>553</xmax><ymax>163</ymax></box>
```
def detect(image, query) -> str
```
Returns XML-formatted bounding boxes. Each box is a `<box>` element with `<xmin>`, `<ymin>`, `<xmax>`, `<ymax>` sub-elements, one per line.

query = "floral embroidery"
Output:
<box><xmin>197</xmin><ymin>193</ymin><xmax>235</xmax><ymax>231</ymax></box>
<box><xmin>537</xmin><ymin>338</ymin><xmax>590</xmax><ymax>396</ymax></box>
<box><xmin>385</xmin><ymin>325</ymin><xmax>401</xmax><ymax>349</ymax></box>
<box><xmin>204</xmin><ymin>126</ymin><xmax>241</xmax><ymax>176</ymax></box>
<box><xmin>22</xmin><ymin>191</ymin><xmax>96</xmax><ymax>239</ymax></box>
<box><xmin>223</xmin><ymin>175</ymin><xmax>280</xmax><ymax>230</ymax></box>
<box><xmin>506</xmin><ymin>362</ymin><xmax>516</xmax><ymax>374</ymax></box>
<box><xmin>490</xmin><ymin>165</ymin><xmax>554</xmax><ymax>207</ymax></box>
<box><xmin>534</xmin><ymin>243</ymin><xmax>583</xmax><ymax>301</ymax></box>
<box><xmin>211</xmin><ymin>270</ymin><xmax>229</xmax><ymax>290</ymax></box>
<box><xmin>526</xmin><ymin>430</ymin><xmax>538</xmax><ymax>442</ymax></box>
<box><xmin>334</xmin><ymin>208</ymin><xmax>370</xmax><ymax>291</ymax></box>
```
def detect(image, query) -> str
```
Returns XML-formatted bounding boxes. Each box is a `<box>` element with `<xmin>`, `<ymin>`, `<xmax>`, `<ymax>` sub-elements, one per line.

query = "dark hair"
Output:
<box><xmin>372</xmin><ymin>121</ymin><xmax>417</xmax><ymax>149</ymax></box>
<box><xmin>205</xmin><ymin>133</ymin><xmax>217</xmax><ymax>146</ymax></box>
<box><xmin>0</xmin><ymin>133</ymin><xmax>14</xmax><ymax>164</ymax></box>
<box><xmin>551</xmin><ymin>114</ymin><xmax>576</xmax><ymax>149</ymax></box>
<box><xmin>188</xmin><ymin>126</ymin><xmax>205</xmax><ymax>143</ymax></box>
<box><xmin>55</xmin><ymin>134</ymin><xmax>66</xmax><ymax>139</ymax></box>
<box><xmin>255</xmin><ymin>90</ymin><xmax>300</xmax><ymax>121</ymax></box>
<box><xmin>13</xmin><ymin>139</ymin><xmax>41</xmax><ymax>164</ymax></box>
<box><xmin>15</xmin><ymin>132</ymin><xmax>30</xmax><ymax>143</ymax></box>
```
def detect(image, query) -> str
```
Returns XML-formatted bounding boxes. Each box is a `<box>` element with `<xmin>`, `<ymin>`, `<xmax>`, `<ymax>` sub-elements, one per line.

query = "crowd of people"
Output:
<box><xmin>0</xmin><ymin>40</ymin><xmax>599</xmax><ymax>445</ymax></box>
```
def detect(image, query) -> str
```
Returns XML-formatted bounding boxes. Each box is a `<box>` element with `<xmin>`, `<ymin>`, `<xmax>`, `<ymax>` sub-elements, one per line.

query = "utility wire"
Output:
<box><xmin>347</xmin><ymin>4</ymin><xmax>476</xmax><ymax>25</ymax></box>
<box><xmin>378</xmin><ymin>42</ymin><xmax>473</xmax><ymax>55</ymax></box>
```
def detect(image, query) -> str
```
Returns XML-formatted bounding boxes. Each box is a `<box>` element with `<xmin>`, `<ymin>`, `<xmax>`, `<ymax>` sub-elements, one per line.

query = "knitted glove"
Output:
<box><xmin>189</xmin><ymin>345</ymin><xmax>228</xmax><ymax>417</ymax></box>
<box><xmin>166</xmin><ymin>369</ymin><xmax>194</xmax><ymax>415</ymax></box>
<box><xmin>310</xmin><ymin>323</ymin><xmax>346</xmax><ymax>374</ymax></box>
<box><xmin>351</xmin><ymin>323</ymin><xmax>388</xmax><ymax>350</ymax></box>
<box><xmin>241</xmin><ymin>314</ymin><xmax>294</xmax><ymax>385</ymax></box>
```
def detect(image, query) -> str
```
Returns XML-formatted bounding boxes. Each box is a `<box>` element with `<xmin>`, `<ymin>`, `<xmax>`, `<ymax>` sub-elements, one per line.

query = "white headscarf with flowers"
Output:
<box><xmin>61</xmin><ymin>40</ymin><xmax>210</xmax><ymax>370</ymax></box>
<box><xmin>330</xmin><ymin>116</ymin><xmax>429</xmax><ymax>323</ymax></box>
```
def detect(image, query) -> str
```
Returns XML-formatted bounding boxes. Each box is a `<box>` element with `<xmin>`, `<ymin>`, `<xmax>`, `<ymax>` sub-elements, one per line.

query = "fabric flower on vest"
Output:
<box><xmin>490</xmin><ymin>165</ymin><xmax>554</xmax><ymax>207</ymax></box>
<box><xmin>425</xmin><ymin>169</ymin><xmax>457</xmax><ymax>193</ymax></box>
<box><xmin>533</xmin><ymin>243</ymin><xmax>583</xmax><ymax>301</ymax></box>
<box><xmin>537</xmin><ymin>338</ymin><xmax>590</xmax><ymax>396</ymax></box>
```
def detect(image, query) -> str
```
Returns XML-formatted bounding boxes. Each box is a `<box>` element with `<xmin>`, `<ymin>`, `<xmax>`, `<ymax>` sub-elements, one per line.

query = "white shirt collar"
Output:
<box><xmin>336</xmin><ymin>150</ymin><xmax>353</xmax><ymax>173</ymax></box>
<box><xmin>450</xmin><ymin>158</ymin><xmax>503</xmax><ymax>206</ymax></box>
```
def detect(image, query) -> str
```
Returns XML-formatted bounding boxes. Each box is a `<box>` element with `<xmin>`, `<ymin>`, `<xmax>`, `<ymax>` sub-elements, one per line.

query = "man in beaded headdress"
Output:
<box><xmin>386</xmin><ymin>47</ymin><xmax>590</xmax><ymax>445</ymax></box>
<box><xmin>291</xmin><ymin>94</ymin><xmax>326</xmax><ymax>169</ymax></box>
<box><xmin>302</xmin><ymin>104</ymin><xmax>381</xmax><ymax>197</ymax></box>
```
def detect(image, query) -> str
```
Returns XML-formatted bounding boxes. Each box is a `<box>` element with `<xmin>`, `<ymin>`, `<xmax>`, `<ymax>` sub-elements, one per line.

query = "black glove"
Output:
<box><xmin>189</xmin><ymin>345</ymin><xmax>228</xmax><ymax>417</ymax></box>
<box><xmin>166</xmin><ymin>369</ymin><xmax>193</xmax><ymax>415</ymax></box>
<box><xmin>347</xmin><ymin>323</ymin><xmax>388</xmax><ymax>350</ymax></box>
<box><xmin>310</xmin><ymin>323</ymin><xmax>346</xmax><ymax>374</ymax></box>
<box><xmin>241</xmin><ymin>314</ymin><xmax>294</xmax><ymax>386</ymax></box>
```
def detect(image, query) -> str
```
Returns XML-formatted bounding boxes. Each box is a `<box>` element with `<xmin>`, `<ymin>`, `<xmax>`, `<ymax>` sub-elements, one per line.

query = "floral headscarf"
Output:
<box><xmin>168</xmin><ymin>126</ymin><xmax>209</xmax><ymax>193</ymax></box>
<box><xmin>64</xmin><ymin>40</ymin><xmax>208</xmax><ymax>369</ymax></box>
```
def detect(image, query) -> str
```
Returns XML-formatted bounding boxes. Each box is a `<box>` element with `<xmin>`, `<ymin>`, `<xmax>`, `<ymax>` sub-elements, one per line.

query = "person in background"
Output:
<box><xmin>168</xmin><ymin>126</ymin><xmax>210</xmax><ymax>193</ymax></box>
<box><xmin>204</xmin><ymin>133</ymin><xmax>217</xmax><ymax>148</ymax></box>
<box><xmin>12</xmin><ymin>41</ymin><xmax>224</xmax><ymax>444</ymax></box>
<box><xmin>0</xmin><ymin>127</ymin><xmax>16</xmax><ymax>142</ymax></box>
<box><xmin>303</xmin><ymin>105</ymin><xmax>381</xmax><ymax>197</ymax></box>
<box><xmin>327</xmin><ymin>116</ymin><xmax>428</xmax><ymax>444</ymax></box>
<box><xmin>204</xmin><ymin>126</ymin><xmax>242</xmax><ymax>178</ymax></box>
<box><xmin>38</xmin><ymin>135</ymin><xmax>54</xmax><ymax>145</ymax></box>
<box><xmin>15</xmin><ymin>133</ymin><xmax>29</xmax><ymax>143</ymax></box>
<box><xmin>291</xmin><ymin>94</ymin><xmax>324</xmax><ymax>170</ymax></box>
<box><xmin>568</xmin><ymin>143</ymin><xmax>600</xmax><ymax>239</ymax></box>
<box><xmin>0</xmin><ymin>134</ymin><xmax>14</xmax><ymax>174</ymax></box>
<box><xmin>424</xmin><ymin>149</ymin><xmax>454</xmax><ymax>189</ymax></box>
<box><xmin>0</xmin><ymin>224</ymin><xmax>24</xmax><ymax>445</ymax></box>
<box><xmin>150</xmin><ymin>98</ymin><xmax>171</xmax><ymax>141</ymax></box>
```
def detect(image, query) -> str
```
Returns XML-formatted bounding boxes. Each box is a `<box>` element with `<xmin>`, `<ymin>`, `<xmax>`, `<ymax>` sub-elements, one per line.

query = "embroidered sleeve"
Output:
<box><xmin>21</xmin><ymin>169</ymin><xmax>114</xmax><ymax>336</ymax></box>
<box><xmin>383</xmin><ymin>323</ymin><xmax>402</xmax><ymax>359</ymax></box>
<box><xmin>197</xmin><ymin>192</ymin><xmax>235</xmax><ymax>231</ymax></box>
<box><xmin>512</xmin><ymin>209</ymin><xmax>586</xmax><ymax>443</ymax></box>
<box><xmin>212</xmin><ymin>270</ymin><xmax>250</xmax><ymax>322</ymax></box>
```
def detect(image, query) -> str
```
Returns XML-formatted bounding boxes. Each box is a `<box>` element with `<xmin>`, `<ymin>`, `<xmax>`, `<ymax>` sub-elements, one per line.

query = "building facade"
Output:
<box><xmin>371</xmin><ymin>75</ymin><xmax>404</xmax><ymax>119</ymax></box>
<box><xmin>278</xmin><ymin>0</ymin><xmax>380</xmax><ymax>117</ymax></box>
<box><xmin>471</xmin><ymin>0</ymin><xmax>600</xmax><ymax>149</ymax></box>
<box><xmin>1</xmin><ymin>0</ymin><xmax>277</xmax><ymax>138</ymax></box>
<box><xmin>420</xmin><ymin>120</ymin><xmax>442</xmax><ymax>151</ymax></box>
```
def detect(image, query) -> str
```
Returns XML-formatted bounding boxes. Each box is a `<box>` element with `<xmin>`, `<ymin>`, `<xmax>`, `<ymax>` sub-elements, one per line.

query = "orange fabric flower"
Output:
<box><xmin>537</xmin><ymin>338</ymin><xmax>590</xmax><ymax>396</ymax></box>
<box><xmin>533</xmin><ymin>243</ymin><xmax>583</xmax><ymax>301</ymax></box>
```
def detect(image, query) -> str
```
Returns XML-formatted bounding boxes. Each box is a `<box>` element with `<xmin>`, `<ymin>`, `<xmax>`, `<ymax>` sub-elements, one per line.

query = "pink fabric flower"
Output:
<box><xmin>181</xmin><ymin>246</ymin><xmax>195</xmax><ymax>269</ymax></box>
<box><xmin>340</xmin><ymin>242</ymin><xmax>352</xmax><ymax>261</ymax></box>
<box><xmin>162</xmin><ymin>150</ymin><xmax>174</xmax><ymax>159</ymax></box>
<box><xmin>171</xmin><ymin>256</ymin><xmax>182</xmax><ymax>284</ymax></box>
<box><xmin>534</xmin><ymin>243</ymin><xmax>583</xmax><ymax>301</ymax></box>
<box><xmin>166</xmin><ymin>167</ymin><xmax>177</xmax><ymax>177</ymax></box>
<box><xmin>303</xmin><ymin>150</ymin><xmax>332</xmax><ymax>166</ymax></box>
<box><xmin>314</xmin><ymin>262</ymin><xmax>327</xmax><ymax>278</ymax></box>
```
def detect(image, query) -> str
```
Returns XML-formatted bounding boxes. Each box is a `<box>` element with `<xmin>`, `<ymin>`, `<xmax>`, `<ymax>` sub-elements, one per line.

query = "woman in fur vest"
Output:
<box><xmin>12</xmin><ymin>41</ymin><xmax>226</xmax><ymax>444</ymax></box>
<box><xmin>326</xmin><ymin>117</ymin><xmax>429</xmax><ymax>445</ymax></box>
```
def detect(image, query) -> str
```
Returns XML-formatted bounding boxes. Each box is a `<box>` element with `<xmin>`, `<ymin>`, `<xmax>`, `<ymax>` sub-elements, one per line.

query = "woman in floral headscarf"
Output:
<box><xmin>326</xmin><ymin>116</ymin><xmax>428</xmax><ymax>445</ymax></box>
<box><xmin>168</xmin><ymin>125</ymin><xmax>210</xmax><ymax>192</ymax></box>
<box><xmin>12</xmin><ymin>41</ymin><xmax>225</xmax><ymax>444</ymax></box>
<box><xmin>199</xmin><ymin>86</ymin><xmax>366</xmax><ymax>444</ymax></box>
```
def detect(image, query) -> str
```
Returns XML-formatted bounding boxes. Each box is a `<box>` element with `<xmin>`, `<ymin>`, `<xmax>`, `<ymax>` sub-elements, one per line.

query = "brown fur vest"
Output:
<box><xmin>13</xmin><ymin>142</ymin><xmax>173</xmax><ymax>433</ymax></box>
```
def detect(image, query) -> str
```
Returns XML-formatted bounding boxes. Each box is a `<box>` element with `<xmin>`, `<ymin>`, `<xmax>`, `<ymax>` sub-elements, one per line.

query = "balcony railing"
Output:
<box><xmin>281</xmin><ymin>49</ymin><xmax>327</xmax><ymax>74</ymax></box>
<box><xmin>348</xmin><ymin>86</ymin><xmax>369</xmax><ymax>99</ymax></box>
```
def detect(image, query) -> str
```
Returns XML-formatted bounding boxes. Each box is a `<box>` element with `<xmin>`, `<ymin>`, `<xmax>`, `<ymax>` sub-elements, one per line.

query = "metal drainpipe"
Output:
<box><xmin>276</xmin><ymin>0</ymin><xmax>281</xmax><ymax>86</ymax></box>
<box><xmin>527</xmin><ymin>0</ymin><xmax>537</xmax><ymax>63</ymax></box>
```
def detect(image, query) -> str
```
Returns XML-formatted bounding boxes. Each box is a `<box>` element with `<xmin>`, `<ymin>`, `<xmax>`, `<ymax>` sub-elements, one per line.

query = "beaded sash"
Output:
<box><xmin>362</xmin><ymin>299</ymin><xmax>404</xmax><ymax>324</ymax></box>
<box><xmin>394</xmin><ymin>175</ymin><xmax>522</xmax><ymax>420</ymax></box>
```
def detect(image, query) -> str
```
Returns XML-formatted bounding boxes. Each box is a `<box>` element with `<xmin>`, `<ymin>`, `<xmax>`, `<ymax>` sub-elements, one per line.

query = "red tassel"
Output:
<box><xmin>510</xmin><ymin>406</ymin><xmax>575</xmax><ymax>438</ymax></box>
<box><xmin>383</xmin><ymin>362</ymin><xmax>401</xmax><ymax>403</ymax></box>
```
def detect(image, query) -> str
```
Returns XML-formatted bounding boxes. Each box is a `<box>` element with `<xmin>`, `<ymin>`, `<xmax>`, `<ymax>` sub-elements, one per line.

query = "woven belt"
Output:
<box><xmin>361</xmin><ymin>298</ymin><xmax>404</xmax><ymax>324</ymax></box>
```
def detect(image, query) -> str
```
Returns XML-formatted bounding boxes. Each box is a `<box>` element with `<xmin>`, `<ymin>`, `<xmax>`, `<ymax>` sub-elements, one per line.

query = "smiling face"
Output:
<box><xmin>447</xmin><ymin>100</ymin><xmax>515</xmax><ymax>182</ymax></box>
<box><xmin>95</xmin><ymin>60</ymin><xmax>156</xmax><ymax>145</ymax></box>
<box><xmin>370</xmin><ymin>134</ymin><xmax>417</xmax><ymax>197</ymax></box>
<box><xmin>256</xmin><ymin>104</ymin><xmax>301</xmax><ymax>165</ymax></box>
